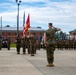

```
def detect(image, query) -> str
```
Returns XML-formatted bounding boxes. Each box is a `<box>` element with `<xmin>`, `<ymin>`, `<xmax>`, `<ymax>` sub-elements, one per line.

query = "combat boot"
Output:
<box><xmin>46</xmin><ymin>63</ymin><xmax>54</xmax><ymax>67</ymax></box>
<box><xmin>50</xmin><ymin>63</ymin><xmax>54</xmax><ymax>67</ymax></box>
<box><xmin>46</xmin><ymin>64</ymin><xmax>51</xmax><ymax>67</ymax></box>
<box><xmin>31</xmin><ymin>54</ymin><xmax>34</xmax><ymax>56</ymax></box>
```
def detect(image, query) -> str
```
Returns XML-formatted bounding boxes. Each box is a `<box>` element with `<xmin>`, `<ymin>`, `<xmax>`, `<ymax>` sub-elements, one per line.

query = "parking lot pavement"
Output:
<box><xmin>0</xmin><ymin>48</ymin><xmax>76</xmax><ymax>75</ymax></box>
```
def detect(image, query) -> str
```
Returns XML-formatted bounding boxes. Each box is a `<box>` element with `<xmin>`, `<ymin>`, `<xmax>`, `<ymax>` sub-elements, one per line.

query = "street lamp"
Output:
<box><xmin>15</xmin><ymin>0</ymin><xmax>21</xmax><ymax>36</ymax></box>
<box><xmin>0</xmin><ymin>17</ymin><xmax>2</xmax><ymax>37</ymax></box>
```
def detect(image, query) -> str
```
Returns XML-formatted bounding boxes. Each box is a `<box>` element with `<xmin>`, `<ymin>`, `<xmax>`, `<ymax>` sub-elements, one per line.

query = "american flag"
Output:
<box><xmin>22</xmin><ymin>13</ymin><xmax>30</xmax><ymax>37</ymax></box>
<box><xmin>22</xmin><ymin>11</ymin><xmax>25</xmax><ymax>38</ymax></box>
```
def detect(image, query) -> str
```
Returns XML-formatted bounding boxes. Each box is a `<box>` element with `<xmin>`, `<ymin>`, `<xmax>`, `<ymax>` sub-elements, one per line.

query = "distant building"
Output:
<box><xmin>0</xmin><ymin>26</ymin><xmax>45</xmax><ymax>43</ymax></box>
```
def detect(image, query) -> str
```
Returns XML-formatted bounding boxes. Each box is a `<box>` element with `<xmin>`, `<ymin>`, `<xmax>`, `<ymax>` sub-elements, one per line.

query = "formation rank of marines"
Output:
<box><xmin>15</xmin><ymin>31</ymin><xmax>40</xmax><ymax>56</ymax></box>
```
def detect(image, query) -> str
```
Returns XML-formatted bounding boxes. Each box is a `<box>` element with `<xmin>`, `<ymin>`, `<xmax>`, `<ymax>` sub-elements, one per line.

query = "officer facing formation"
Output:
<box><xmin>44</xmin><ymin>23</ymin><xmax>61</xmax><ymax>67</ymax></box>
<box><xmin>15</xmin><ymin>35</ymin><xmax>21</xmax><ymax>54</ymax></box>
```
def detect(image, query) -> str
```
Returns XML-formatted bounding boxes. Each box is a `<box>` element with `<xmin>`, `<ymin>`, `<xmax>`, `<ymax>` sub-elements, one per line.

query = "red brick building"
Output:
<box><xmin>0</xmin><ymin>26</ymin><xmax>45</xmax><ymax>44</ymax></box>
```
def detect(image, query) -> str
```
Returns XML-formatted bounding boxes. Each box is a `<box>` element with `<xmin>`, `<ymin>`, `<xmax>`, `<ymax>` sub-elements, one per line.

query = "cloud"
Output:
<box><xmin>10</xmin><ymin>0</ymin><xmax>47</xmax><ymax>3</ymax></box>
<box><xmin>21</xmin><ymin>0</ymin><xmax>47</xmax><ymax>2</ymax></box>
<box><xmin>0</xmin><ymin>0</ymin><xmax>76</xmax><ymax>33</ymax></box>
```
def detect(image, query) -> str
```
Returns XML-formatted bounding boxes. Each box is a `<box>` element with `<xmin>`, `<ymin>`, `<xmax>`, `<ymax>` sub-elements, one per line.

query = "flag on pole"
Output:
<box><xmin>22</xmin><ymin>12</ymin><xmax>25</xmax><ymax>37</ymax></box>
<box><xmin>24</xmin><ymin>14</ymin><xmax>30</xmax><ymax>34</ymax></box>
<box><xmin>22</xmin><ymin>13</ymin><xmax>30</xmax><ymax>37</ymax></box>
<box><xmin>23</xmin><ymin>11</ymin><xmax>25</xmax><ymax>27</ymax></box>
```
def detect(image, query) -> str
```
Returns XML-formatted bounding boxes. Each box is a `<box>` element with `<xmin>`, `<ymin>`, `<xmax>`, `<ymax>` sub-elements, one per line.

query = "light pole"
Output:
<box><xmin>0</xmin><ymin>17</ymin><xmax>2</xmax><ymax>37</ymax></box>
<box><xmin>15</xmin><ymin>0</ymin><xmax>21</xmax><ymax>36</ymax></box>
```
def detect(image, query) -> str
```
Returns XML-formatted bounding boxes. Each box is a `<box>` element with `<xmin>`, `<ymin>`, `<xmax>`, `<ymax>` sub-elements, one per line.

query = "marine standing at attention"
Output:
<box><xmin>44</xmin><ymin>23</ymin><xmax>61</xmax><ymax>67</ymax></box>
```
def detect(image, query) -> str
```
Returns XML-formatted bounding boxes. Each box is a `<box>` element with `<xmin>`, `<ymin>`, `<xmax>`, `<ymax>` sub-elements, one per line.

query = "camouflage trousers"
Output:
<box><xmin>16</xmin><ymin>45</ymin><xmax>21</xmax><ymax>53</ymax></box>
<box><xmin>7</xmin><ymin>44</ymin><xmax>10</xmax><ymax>50</ymax></box>
<box><xmin>27</xmin><ymin>45</ymin><xmax>30</xmax><ymax>54</ymax></box>
<box><xmin>30</xmin><ymin>45</ymin><xmax>36</xmax><ymax>55</ymax></box>
<box><xmin>46</xmin><ymin>44</ymin><xmax>55</xmax><ymax>64</ymax></box>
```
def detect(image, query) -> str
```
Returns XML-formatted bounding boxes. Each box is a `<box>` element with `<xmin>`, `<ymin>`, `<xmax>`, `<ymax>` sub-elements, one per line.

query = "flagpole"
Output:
<box><xmin>22</xmin><ymin>11</ymin><xmax>25</xmax><ymax>38</ymax></box>
<box><xmin>17</xmin><ymin>15</ymin><xmax>18</xmax><ymax>36</ymax></box>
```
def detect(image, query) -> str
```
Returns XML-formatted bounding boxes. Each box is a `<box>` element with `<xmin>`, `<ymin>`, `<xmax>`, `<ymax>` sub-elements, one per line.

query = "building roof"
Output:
<box><xmin>0</xmin><ymin>27</ymin><xmax>46</xmax><ymax>32</ymax></box>
<box><xmin>28</xmin><ymin>27</ymin><xmax>45</xmax><ymax>32</ymax></box>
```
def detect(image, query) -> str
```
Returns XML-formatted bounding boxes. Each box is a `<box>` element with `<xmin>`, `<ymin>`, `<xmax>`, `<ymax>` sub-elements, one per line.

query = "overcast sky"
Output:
<box><xmin>0</xmin><ymin>0</ymin><xmax>76</xmax><ymax>34</ymax></box>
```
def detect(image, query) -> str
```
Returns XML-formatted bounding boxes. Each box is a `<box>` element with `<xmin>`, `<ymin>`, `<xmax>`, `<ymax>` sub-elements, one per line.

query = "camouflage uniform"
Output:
<box><xmin>69</xmin><ymin>40</ymin><xmax>73</xmax><ymax>50</ymax></box>
<box><xmin>7</xmin><ymin>37</ymin><xmax>11</xmax><ymax>50</ymax></box>
<box><xmin>0</xmin><ymin>35</ymin><xmax>2</xmax><ymax>50</ymax></box>
<box><xmin>61</xmin><ymin>40</ymin><xmax>65</xmax><ymax>50</ymax></box>
<box><xmin>34</xmin><ymin>35</ymin><xmax>37</xmax><ymax>54</ymax></box>
<box><xmin>74</xmin><ymin>40</ymin><xmax>76</xmax><ymax>50</ymax></box>
<box><xmin>56</xmin><ymin>39</ymin><xmax>60</xmax><ymax>50</ymax></box>
<box><xmin>59</xmin><ymin>39</ymin><xmax>63</xmax><ymax>50</ymax></box>
<box><xmin>63</xmin><ymin>40</ymin><xmax>66</xmax><ymax>50</ymax></box>
<box><xmin>38</xmin><ymin>36</ymin><xmax>41</xmax><ymax>50</ymax></box>
<box><xmin>29</xmin><ymin>33</ymin><xmax>36</xmax><ymax>56</ymax></box>
<box><xmin>22</xmin><ymin>37</ymin><xmax>26</xmax><ymax>54</ymax></box>
<box><xmin>65</xmin><ymin>39</ymin><xmax>69</xmax><ymax>50</ymax></box>
<box><xmin>15</xmin><ymin>36</ymin><xmax>21</xmax><ymax>54</ymax></box>
<box><xmin>36</xmin><ymin>36</ymin><xmax>40</xmax><ymax>50</ymax></box>
<box><xmin>45</xmin><ymin>25</ymin><xmax>58</xmax><ymax>66</ymax></box>
<box><xmin>0</xmin><ymin>39</ymin><xmax>2</xmax><ymax>50</ymax></box>
<box><xmin>26</xmin><ymin>36</ymin><xmax>30</xmax><ymax>54</ymax></box>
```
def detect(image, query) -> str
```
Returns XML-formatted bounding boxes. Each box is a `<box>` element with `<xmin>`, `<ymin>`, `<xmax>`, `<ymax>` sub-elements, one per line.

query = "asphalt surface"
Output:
<box><xmin>0</xmin><ymin>48</ymin><xmax>76</xmax><ymax>75</ymax></box>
